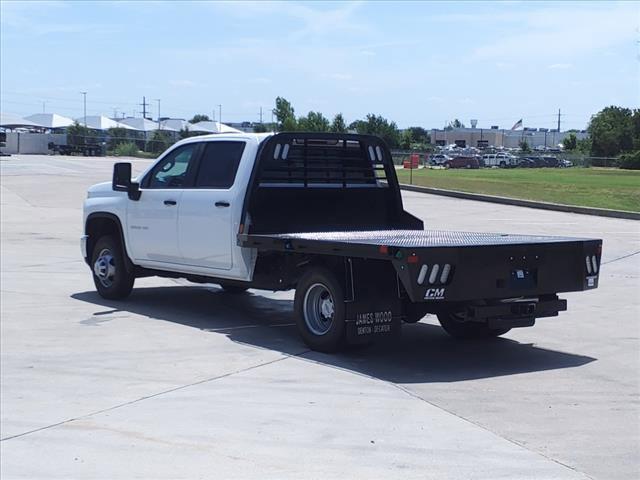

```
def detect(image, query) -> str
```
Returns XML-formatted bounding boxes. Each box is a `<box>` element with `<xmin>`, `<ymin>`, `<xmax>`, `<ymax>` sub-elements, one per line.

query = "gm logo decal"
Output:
<box><xmin>424</xmin><ymin>288</ymin><xmax>445</xmax><ymax>300</ymax></box>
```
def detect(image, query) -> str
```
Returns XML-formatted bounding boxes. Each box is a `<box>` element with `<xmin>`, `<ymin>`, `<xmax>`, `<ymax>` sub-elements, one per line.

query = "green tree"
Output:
<box><xmin>107</xmin><ymin>127</ymin><xmax>131</xmax><ymax>150</ymax></box>
<box><xmin>588</xmin><ymin>106</ymin><xmax>634</xmax><ymax>157</ymax></box>
<box><xmin>577</xmin><ymin>137</ymin><xmax>592</xmax><ymax>155</ymax></box>
<box><xmin>349</xmin><ymin>114</ymin><xmax>400</xmax><ymax>148</ymax></box>
<box><xmin>330</xmin><ymin>113</ymin><xmax>347</xmax><ymax>133</ymax></box>
<box><xmin>563</xmin><ymin>132</ymin><xmax>577</xmax><ymax>151</ymax></box>
<box><xmin>66</xmin><ymin>121</ymin><xmax>90</xmax><ymax>146</ymax></box>
<box><xmin>447</xmin><ymin>119</ymin><xmax>465</xmax><ymax>130</ymax></box>
<box><xmin>400</xmin><ymin>129</ymin><xmax>414</xmax><ymax>149</ymax></box>
<box><xmin>273</xmin><ymin>97</ymin><xmax>296</xmax><ymax>131</ymax></box>
<box><xmin>253</xmin><ymin>123</ymin><xmax>269</xmax><ymax>133</ymax></box>
<box><xmin>147</xmin><ymin>130</ymin><xmax>173</xmax><ymax>154</ymax></box>
<box><xmin>189</xmin><ymin>114</ymin><xmax>211</xmax><ymax>124</ymax></box>
<box><xmin>298</xmin><ymin>111</ymin><xmax>330</xmax><ymax>132</ymax></box>
<box><xmin>179</xmin><ymin>126</ymin><xmax>207</xmax><ymax>139</ymax></box>
<box><xmin>519</xmin><ymin>140</ymin><xmax>531</xmax><ymax>153</ymax></box>
<box><xmin>632</xmin><ymin>109</ymin><xmax>640</xmax><ymax>150</ymax></box>
<box><xmin>406</xmin><ymin>127</ymin><xmax>429</xmax><ymax>144</ymax></box>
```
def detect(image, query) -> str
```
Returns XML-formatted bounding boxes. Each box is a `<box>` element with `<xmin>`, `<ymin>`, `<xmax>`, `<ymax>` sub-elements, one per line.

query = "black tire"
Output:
<box><xmin>437</xmin><ymin>312</ymin><xmax>510</xmax><ymax>339</ymax></box>
<box><xmin>91</xmin><ymin>235</ymin><xmax>135</xmax><ymax>300</ymax></box>
<box><xmin>220</xmin><ymin>284</ymin><xmax>249</xmax><ymax>294</ymax></box>
<box><xmin>294</xmin><ymin>267</ymin><xmax>346</xmax><ymax>353</ymax></box>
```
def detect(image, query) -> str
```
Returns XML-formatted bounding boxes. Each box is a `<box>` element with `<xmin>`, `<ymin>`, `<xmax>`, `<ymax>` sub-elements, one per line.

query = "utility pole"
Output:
<box><xmin>42</xmin><ymin>101</ymin><xmax>46</xmax><ymax>113</ymax></box>
<box><xmin>140</xmin><ymin>96</ymin><xmax>150</xmax><ymax>119</ymax></box>
<box><xmin>557</xmin><ymin>108</ymin><xmax>562</xmax><ymax>132</ymax></box>
<box><xmin>154</xmin><ymin>98</ymin><xmax>161</xmax><ymax>128</ymax></box>
<box><xmin>80</xmin><ymin>92</ymin><xmax>87</xmax><ymax>127</ymax></box>
<box><xmin>259</xmin><ymin>106</ymin><xmax>263</xmax><ymax>124</ymax></box>
<box><xmin>218</xmin><ymin>104</ymin><xmax>222</xmax><ymax>126</ymax></box>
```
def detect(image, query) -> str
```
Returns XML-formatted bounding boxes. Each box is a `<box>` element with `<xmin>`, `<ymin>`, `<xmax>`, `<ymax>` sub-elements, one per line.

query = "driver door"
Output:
<box><xmin>126</xmin><ymin>142</ymin><xmax>201</xmax><ymax>266</ymax></box>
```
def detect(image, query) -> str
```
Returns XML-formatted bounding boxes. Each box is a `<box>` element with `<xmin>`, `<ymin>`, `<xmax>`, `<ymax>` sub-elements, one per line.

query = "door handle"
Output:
<box><xmin>215</xmin><ymin>201</ymin><xmax>230</xmax><ymax>207</ymax></box>
<box><xmin>164</xmin><ymin>200</ymin><xmax>177</xmax><ymax>206</ymax></box>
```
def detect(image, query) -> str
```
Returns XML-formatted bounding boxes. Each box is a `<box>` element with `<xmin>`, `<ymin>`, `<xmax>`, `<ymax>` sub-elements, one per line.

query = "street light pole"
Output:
<box><xmin>80</xmin><ymin>92</ymin><xmax>87</xmax><ymax>127</ymax></box>
<box><xmin>218</xmin><ymin>104</ymin><xmax>222</xmax><ymax>126</ymax></box>
<box><xmin>155</xmin><ymin>98</ymin><xmax>161</xmax><ymax>129</ymax></box>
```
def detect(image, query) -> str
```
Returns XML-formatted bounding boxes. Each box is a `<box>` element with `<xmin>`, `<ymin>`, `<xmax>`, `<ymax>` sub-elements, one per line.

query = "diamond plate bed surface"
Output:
<box><xmin>262</xmin><ymin>230</ymin><xmax>587</xmax><ymax>248</ymax></box>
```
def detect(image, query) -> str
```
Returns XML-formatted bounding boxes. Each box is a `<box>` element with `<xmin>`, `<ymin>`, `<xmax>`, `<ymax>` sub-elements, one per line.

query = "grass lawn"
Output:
<box><xmin>395</xmin><ymin>167</ymin><xmax>640</xmax><ymax>212</ymax></box>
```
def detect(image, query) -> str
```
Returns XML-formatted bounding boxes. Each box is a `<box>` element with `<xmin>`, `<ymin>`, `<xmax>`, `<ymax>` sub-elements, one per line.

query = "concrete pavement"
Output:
<box><xmin>1</xmin><ymin>155</ymin><xmax>638</xmax><ymax>479</ymax></box>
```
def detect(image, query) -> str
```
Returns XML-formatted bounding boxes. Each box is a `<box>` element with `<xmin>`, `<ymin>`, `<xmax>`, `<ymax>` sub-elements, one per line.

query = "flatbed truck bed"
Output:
<box><xmin>240</xmin><ymin>229</ymin><xmax>599</xmax><ymax>302</ymax></box>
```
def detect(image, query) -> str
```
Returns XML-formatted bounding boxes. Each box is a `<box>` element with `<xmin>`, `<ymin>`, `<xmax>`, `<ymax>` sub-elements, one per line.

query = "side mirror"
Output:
<box><xmin>112</xmin><ymin>162</ymin><xmax>141</xmax><ymax>200</ymax></box>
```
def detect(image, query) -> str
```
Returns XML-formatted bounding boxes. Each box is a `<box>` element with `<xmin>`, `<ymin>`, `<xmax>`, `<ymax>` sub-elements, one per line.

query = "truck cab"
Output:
<box><xmin>84</xmin><ymin>133</ymin><xmax>269</xmax><ymax>284</ymax></box>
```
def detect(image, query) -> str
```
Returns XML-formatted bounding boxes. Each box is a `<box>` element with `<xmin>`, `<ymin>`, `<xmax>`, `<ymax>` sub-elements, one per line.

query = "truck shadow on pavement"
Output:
<box><xmin>72</xmin><ymin>286</ymin><xmax>596</xmax><ymax>384</ymax></box>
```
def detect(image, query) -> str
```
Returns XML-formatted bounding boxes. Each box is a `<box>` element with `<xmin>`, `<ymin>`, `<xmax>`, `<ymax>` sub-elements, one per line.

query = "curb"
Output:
<box><xmin>399</xmin><ymin>184</ymin><xmax>640</xmax><ymax>221</ymax></box>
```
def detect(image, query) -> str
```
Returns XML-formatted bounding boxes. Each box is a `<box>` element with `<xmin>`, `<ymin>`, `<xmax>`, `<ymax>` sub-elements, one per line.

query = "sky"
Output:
<box><xmin>1</xmin><ymin>0</ymin><xmax>638</xmax><ymax>130</ymax></box>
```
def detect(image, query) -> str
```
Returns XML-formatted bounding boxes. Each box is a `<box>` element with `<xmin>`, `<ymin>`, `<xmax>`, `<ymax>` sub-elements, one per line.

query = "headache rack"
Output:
<box><xmin>257</xmin><ymin>134</ymin><xmax>390</xmax><ymax>188</ymax></box>
<box><xmin>241</xmin><ymin>133</ymin><xmax>416</xmax><ymax>235</ymax></box>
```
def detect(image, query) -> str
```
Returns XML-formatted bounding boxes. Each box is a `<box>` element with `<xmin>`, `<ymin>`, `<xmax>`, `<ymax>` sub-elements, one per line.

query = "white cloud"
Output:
<box><xmin>211</xmin><ymin>1</ymin><xmax>367</xmax><ymax>40</ymax></box>
<box><xmin>472</xmin><ymin>4</ymin><xmax>638</xmax><ymax>61</ymax></box>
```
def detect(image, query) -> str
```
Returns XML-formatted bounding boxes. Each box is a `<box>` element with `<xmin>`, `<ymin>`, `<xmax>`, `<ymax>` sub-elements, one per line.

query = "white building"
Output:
<box><xmin>429</xmin><ymin>126</ymin><xmax>588</xmax><ymax>149</ymax></box>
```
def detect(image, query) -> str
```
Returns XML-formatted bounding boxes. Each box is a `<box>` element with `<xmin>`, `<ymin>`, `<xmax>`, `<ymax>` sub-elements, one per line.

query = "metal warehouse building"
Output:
<box><xmin>430</xmin><ymin>127</ymin><xmax>588</xmax><ymax>149</ymax></box>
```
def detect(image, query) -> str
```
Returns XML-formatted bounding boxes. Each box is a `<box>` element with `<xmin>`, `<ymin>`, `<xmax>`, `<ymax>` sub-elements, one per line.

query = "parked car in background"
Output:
<box><xmin>542</xmin><ymin>156</ymin><xmax>559</xmax><ymax>168</ymax></box>
<box><xmin>444</xmin><ymin>156</ymin><xmax>480</xmax><ymax>169</ymax></box>
<box><xmin>429</xmin><ymin>154</ymin><xmax>450</xmax><ymax>166</ymax></box>
<box><xmin>518</xmin><ymin>157</ymin><xmax>537</xmax><ymax>168</ymax></box>
<box><xmin>560</xmin><ymin>159</ymin><xmax>573</xmax><ymax>168</ymax></box>
<box><xmin>482</xmin><ymin>153</ymin><xmax>518</xmax><ymax>168</ymax></box>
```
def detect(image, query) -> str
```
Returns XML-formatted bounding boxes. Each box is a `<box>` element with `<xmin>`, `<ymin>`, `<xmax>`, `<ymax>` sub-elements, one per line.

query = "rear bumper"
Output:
<box><xmin>468</xmin><ymin>297</ymin><xmax>567</xmax><ymax>320</ymax></box>
<box><xmin>393</xmin><ymin>239</ymin><xmax>602</xmax><ymax>303</ymax></box>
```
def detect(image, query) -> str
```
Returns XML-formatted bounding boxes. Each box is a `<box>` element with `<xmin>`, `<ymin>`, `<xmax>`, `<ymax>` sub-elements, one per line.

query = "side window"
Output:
<box><xmin>194</xmin><ymin>141</ymin><xmax>246</xmax><ymax>189</ymax></box>
<box><xmin>147</xmin><ymin>144</ymin><xmax>198</xmax><ymax>189</ymax></box>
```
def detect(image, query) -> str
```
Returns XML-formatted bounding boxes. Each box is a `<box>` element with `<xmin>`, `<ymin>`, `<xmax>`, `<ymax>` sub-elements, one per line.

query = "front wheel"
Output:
<box><xmin>437</xmin><ymin>312</ymin><xmax>510</xmax><ymax>339</ymax></box>
<box><xmin>91</xmin><ymin>235</ymin><xmax>135</xmax><ymax>300</ymax></box>
<box><xmin>294</xmin><ymin>268</ymin><xmax>346</xmax><ymax>353</ymax></box>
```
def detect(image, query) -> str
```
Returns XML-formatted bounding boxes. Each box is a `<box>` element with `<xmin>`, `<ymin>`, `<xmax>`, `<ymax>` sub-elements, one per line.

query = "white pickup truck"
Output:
<box><xmin>83</xmin><ymin>132</ymin><xmax>601</xmax><ymax>352</ymax></box>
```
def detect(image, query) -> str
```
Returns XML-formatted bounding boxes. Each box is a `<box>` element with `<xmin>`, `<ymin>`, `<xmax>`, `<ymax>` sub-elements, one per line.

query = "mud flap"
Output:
<box><xmin>343</xmin><ymin>257</ymin><xmax>403</xmax><ymax>344</ymax></box>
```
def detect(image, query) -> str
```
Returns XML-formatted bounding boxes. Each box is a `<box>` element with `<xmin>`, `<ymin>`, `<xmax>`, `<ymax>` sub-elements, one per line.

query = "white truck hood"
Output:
<box><xmin>87</xmin><ymin>181</ymin><xmax>121</xmax><ymax>198</ymax></box>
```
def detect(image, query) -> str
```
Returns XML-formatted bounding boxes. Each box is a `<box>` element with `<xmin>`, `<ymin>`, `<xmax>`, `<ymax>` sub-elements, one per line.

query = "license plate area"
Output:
<box><xmin>509</xmin><ymin>268</ymin><xmax>537</xmax><ymax>289</ymax></box>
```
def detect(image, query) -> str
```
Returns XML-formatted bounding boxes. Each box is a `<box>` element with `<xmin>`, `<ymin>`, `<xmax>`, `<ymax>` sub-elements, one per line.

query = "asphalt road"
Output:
<box><xmin>1</xmin><ymin>155</ymin><xmax>639</xmax><ymax>479</ymax></box>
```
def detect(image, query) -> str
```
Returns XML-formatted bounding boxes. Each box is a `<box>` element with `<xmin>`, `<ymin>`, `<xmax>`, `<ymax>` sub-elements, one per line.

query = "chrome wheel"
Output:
<box><xmin>93</xmin><ymin>248</ymin><xmax>116</xmax><ymax>288</ymax></box>
<box><xmin>303</xmin><ymin>283</ymin><xmax>335</xmax><ymax>336</ymax></box>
